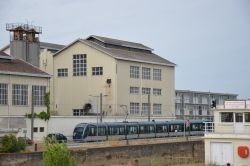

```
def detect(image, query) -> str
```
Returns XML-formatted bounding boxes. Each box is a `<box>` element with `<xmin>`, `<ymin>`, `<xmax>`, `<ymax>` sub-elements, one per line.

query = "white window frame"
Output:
<box><xmin>153</xmin><ymin>104</ymin><xmax>162</xmax><ymax>115</ymax></box>
<box><xmin>142</xmin><ymin>67</ymin><xmax>150</xmax><ymax>80</ymax></box>
<box><xmin>73</xmin><ymin>109</ymin><xmax>84</xmax><ymax>116</ymax></box>
<box><xmin>130</xmin><ymin>102</ymin><xmax>139</xmax><ymax>114</ymax></box>
<box><xmin>142</xmin><ymin>87</ymin><xmax>151</xmax><ymax>95</ymax></box>
<box><xmin>73</xmin><ymin>54</ymin><xmax>87</xmax><ymax>76</ymax></box>
<box><xmin>32</xmin><ymin>86</ymin><xmax>46</xmax><ymax>106</ymax></box>
<box><xmin>0</xmin><ymin>83</ymin><xmax>8</xmax><ymax>105</ymax></box>
<box><xmin>153</xmin><ymin>88</ymin><xmax>161</xmax><ymax>96</ymax></box>
<box><xmin>130</xmin><ymin>66</ymin><xmax>139</xmax><ymax>78</ymax></box>
<box><xmin>153</xmin><ymin>69</ymin><xmax>161</xmax><ymax>80</ymax></box>
<box><xmin>92</xmin><ymin>67</ymin><xmax>103</xmax><ymax>76</ymax></box>
<box><xmin>57</xmin><ymin>68</ymin><xmax>68</xmax><ymax>77</ymax></box>
<box><xmin>12</xmin><ymin>84</ymin><xmax>28</xmax><ymax>106</ymax></box>
<box><xmin>130</xmin><ymin>87</ymin><xmax>140</xmax><ymax>94</ymax></box>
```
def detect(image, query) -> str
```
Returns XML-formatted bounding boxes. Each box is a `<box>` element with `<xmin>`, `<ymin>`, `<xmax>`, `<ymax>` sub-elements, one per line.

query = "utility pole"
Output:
<box><xmin>100</xmin><ymin>93</ymin><xmax>103</xmax><ymax>123</ymax></box>
<box><xmin>181</xmin><ymin>94</ymin><xmax>184</xmax><ymax>119</ymax></box>
<box><xmin>148</xmin><ymin>94</ymin><xmax>151</xmax><ymax>122</ymax></box>
<box><xmin>31</xmin><ymin>88</ymin><xmax>34</xmax><ymax>142</ymax></box>
<box><xmin>208</xmin><ymin>91</ymin><xmax>211</xmax><ymax>121</ymax></box>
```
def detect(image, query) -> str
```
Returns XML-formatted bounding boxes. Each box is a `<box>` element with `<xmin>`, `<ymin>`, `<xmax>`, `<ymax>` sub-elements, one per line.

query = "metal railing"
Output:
<box><xmin>204</xmin><ymin>122</ymin><xmax>250</xmax><ymax>134</ymax></box>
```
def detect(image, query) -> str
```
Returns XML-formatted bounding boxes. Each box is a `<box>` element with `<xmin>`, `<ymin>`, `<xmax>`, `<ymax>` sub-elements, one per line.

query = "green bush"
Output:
<box><xmin>43</xmin><ymin>138</ymin><xmax>76</xmax><ymax>166</ymax></box>
<box><xmin>0</xmin><ymin>134</ymin><xmax>26</xmax><ymax>153</ymax></box>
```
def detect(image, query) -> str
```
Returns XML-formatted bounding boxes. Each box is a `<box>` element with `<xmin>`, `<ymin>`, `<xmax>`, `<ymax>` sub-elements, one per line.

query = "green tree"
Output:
<box><xmin>43</xmin><ymin>138</ymin><xmax>76</xmax><ymax>166</ymax></box>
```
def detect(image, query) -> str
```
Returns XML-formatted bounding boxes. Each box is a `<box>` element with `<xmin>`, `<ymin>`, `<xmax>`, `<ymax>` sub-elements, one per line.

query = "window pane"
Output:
<box><xmin>73</xmin><ymin>54</ymin><xmax>87</xmax><ymax>76</ymax></box>
<box><xmin>221</xmin><ymin>112</ymin><xmax>233</xmax><ymax>122</ymax></box>
<box><xmin>235</xmin><ymin>113</ymin><xmax>243</xmax><ymax>122</ymax></box>
<box><xmin>245</xmin><ymin>113</ymin><xmax>250</xmax><ymax>122</ymax></box>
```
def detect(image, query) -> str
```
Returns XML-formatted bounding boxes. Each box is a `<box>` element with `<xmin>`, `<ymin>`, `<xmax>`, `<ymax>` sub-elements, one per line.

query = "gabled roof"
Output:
<box><xmin>0</xmin><ymin>42</ymin><xmax>65</xmax><ymax>53</ymax></box>
<box><xmin>54</xmin><ymin>36</ymin><xmax>176</xmax><ymax>67</ymax></box>
<box><xmin>40</xmin><ymin>42</ymin><xmax>65</xmax><ymax>51</ymax></box>
<box><xmin>87</xmin><ymin>35</ymin><xmax>153</xmax><ymax>51</ymax></box>
<box><xmin>0</xmin><ymin>54</ymin><xmax>51</xmax><ymax>78</ymax></box>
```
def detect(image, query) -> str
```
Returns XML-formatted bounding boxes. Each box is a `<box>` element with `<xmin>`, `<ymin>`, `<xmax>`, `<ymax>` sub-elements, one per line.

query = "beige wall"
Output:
<box><xmin>40</xmin><ymin>49</ymin><xmax>54</xmax><ymax>112</ymax></box>
<box><xmin>116</xmin><ymin>60</ymin><xmax>175</xmax><ymax>117</ymax></box>
<box><xmin>0</xmin><ymin>74</ymin><xmax>49</xmax><ymax>116</ymax></box>
<box><xmin>214</xmin><ymin>109</ymin><xmax>250</xmax><ymax>134</ymax></box>
<box><xmin>53</xmin><ymin>41</ymin><xmax>116</xmax><ymax>116</ymax></box>
<box><xmin>53</xmin><ymin>41</ymin><xmax>175</xmax><ymax>117</ymax></box>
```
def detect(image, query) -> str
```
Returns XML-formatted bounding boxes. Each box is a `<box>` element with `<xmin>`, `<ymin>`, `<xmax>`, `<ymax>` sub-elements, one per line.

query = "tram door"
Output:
<box><xmin>234</xmin><ymin>113</ymin><xmax>244</xmax><ymax>133</ymax></box>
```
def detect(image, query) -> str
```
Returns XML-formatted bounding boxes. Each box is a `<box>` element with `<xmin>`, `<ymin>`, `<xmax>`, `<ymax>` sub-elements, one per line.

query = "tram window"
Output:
<box><xmin>89</xmin><ymin>127</ymin><xmax>97</xmax><ymax>136</ymax></box>
<box><xmin>84</xmin><ymin>127</ymin><xmax>89</xmax><ymax>138</ymax></box>
<box><xmin>156</xmin><ymin>125</ymin><xmax>164</xmax><ymax>133</ymax></box>
<box><xmin>149</xmin><ymin>125</ymin><xmax>155</xmax><ymax>133</ymax></box>
<box><xmin>139</xmin><ymin>126</ymin><xmax>145</xmax><ymax>134</ymax></box>
<box><xmin>127</xmin><ymin>126</ymin><xmax>138</xmax><ymax>134</ymax></box>
<box><xmin>119</xmin><ymin>127</ymin><xmax>125</xmax><ymax>135</ymax></box>
<box><xmin>191</xmin><ymin>124</ymin><xmax>198</xmax><ymax>131</ymax></box>
<box><xmin>98</xmin><ymin>127</ymin><xmax>106</xmax><ymax>136</ymax></box>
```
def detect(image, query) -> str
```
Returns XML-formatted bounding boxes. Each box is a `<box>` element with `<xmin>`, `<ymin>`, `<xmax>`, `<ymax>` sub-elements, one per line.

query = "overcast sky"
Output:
<box><xmin>0</xmin><ymin>0</ymin><xmax>249</xmax><ymax>99</ymax></box>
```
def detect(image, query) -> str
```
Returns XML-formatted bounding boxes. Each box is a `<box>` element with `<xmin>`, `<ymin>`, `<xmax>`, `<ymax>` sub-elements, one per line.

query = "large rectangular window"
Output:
<box><xmin>153</xmin><ymin>88</ymin><xmax>161</xmax><ymax>96</ymax></box>
<box><xmin>142</xmin><ymin>67</ymin><xmax>150</xmax><ymax>80</ymax></box>
<box><xmin>32</xmin><ymin>86</ymin><xmax>46</xmax><ymax>106</ymax></box>
<box><xmin>57</xmin><ymin>68</ymin><xmax>68</xmax><ymax>77</ymax></box>
<box><xmin>142</xmin><ymin>103</ymin><xmax>150</xmax><ymax>115</ymax></box>
<box><xmin>153</xmin><ymin>104</ymin><xmax>162</xmax><ymax>115</ymax></box>
<box><xmin>245</xmin><ymin>113</ymin><xmax>250</xmax><ymax>122</ymax></box>
<box><xmin>92</xmin><ymin>67</ymin><xmax>103</xmax><ymax>76</ymax></box>
<box><xmin>142</xmin><ymin>87</ymin><xmax>150</xmax><ymax>95</ymax></box>
<box><xmin>130</xmin><ymin>66</ymin><xmax>139</xmax><ymax>78</ymax></box>
<box><xmin>221</xmin><ymin>112</ymin><xmax>233</xmax><ymax>122</ymax></box>
<box><xmin>0</xmin><ymin>83</ymin><xmax>8</xmax><ymax>105</ymax></box>
<box><xmin>73</xmin><ymin>54</ymin><xmax>87</xmax><ymax>76</ymax></box>
<box><xmin>153</xmin><ymin>69</ymin><xmax>161</xmax><ymax>80</ymax></box>
<box><xmin>12</xmin><ymin>84</ymin><xmax>28</xmax><ymax>106</ymax></box>
<box><xmin>130</xmin><ymin>87</ymin><xmax>140</xmax><ymax>94</ymax></box>
<box><xmin>130</xmin><ymin>102</ymin><xmax>139</xmax><ymax>114</ymax></box>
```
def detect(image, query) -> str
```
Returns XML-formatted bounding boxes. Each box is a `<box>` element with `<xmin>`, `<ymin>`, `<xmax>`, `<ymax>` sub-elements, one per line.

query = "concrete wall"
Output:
<box><xmin>0</xmin><ymin>140</ymin><xmax>204</xmax><ymax>166</ymax></box>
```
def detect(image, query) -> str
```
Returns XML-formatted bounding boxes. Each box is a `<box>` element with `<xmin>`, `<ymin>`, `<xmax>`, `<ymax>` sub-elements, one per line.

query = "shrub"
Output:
<box><xmin>43</xmin><ymin>138</ymin><xmax>76</xmax><ymax>166</ymax></box>
<box><xmin>1</xmin><ymin>134</ymin><xmax>26</xmax><ymax>153</ymax></box>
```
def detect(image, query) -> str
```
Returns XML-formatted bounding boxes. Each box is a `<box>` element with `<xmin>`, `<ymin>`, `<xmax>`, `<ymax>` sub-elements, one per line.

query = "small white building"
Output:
<box><xmin>204</xmin><ymin>100</ymin><xmax>250</xmax><ymax>166</ymax></box>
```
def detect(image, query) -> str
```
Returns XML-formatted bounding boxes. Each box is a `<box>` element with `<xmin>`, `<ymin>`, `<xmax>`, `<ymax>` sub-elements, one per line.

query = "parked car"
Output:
<box><xmin>47</xmin><ymin>133</ymin><xmax>67</xmax><ymax>143</ymax></box>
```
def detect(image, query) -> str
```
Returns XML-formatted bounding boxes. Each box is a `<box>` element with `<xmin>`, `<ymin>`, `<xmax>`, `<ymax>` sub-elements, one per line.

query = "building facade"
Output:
<box><xmin>175</xmin><ymin>90</ymin><xmax>237</xmax><ymax>120</ymax></box>
<box><xmin>53</xmin><ymin>35</ymin><xmax>176</xmax><ymax>118</ymax></box>
<box><xmin>204</xmin><ymin>100</ymin><xmax>250</xmax><ymax>165</ymax></box>
<box><xmin>0</xmin><ymin>51</ymin><xmax>51</xmax><ymax>140</ymax></box>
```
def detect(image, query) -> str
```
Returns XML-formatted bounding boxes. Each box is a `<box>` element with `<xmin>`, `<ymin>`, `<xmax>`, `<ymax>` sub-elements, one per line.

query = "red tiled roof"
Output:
<box><xmin>0</xmin><ymin>58</ymin><xmax>50</xmax><ymax>78</ymax></box>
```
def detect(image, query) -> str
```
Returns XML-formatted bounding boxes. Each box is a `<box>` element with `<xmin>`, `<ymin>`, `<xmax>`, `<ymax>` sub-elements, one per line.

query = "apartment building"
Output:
<box><xmin>0</xmin><ymin>51</ymin><xmax>50</xmax><ymax>140</ymax></box>
<box><xmin>175</xmin><ymin>90</ymin><xmax>237</xmax><ymax>120</ymax></box>
<box><xmin>53</xmin><ymin>35</ymin><xmax>176</xmax><ymax>118</ymax></box>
